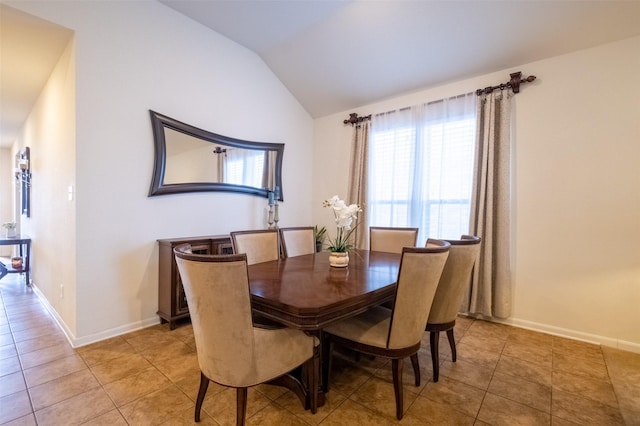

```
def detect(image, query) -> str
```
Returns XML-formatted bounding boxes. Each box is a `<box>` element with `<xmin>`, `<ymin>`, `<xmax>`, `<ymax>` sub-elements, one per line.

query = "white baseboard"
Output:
<box><xmin>489</xmin><ymin>316</ymin><xmax>640</xmax><ymax>355</ymax></box>
<box><xmin>31</xmin><ymin>284</ymin><xmax>76</xmax><ymax>347</ymax></box>
<box><xmin>32</xmin><ymin>285</ymin><xmax>640</xmax><ymax>354</ymax></box>
<box><xmin>31</xmin><ymin>283</ymin><xmax>161</xmax><ymax>348</ymax></box>
<box><xmin>71</xmin><ymin>316</ymin><xmax>161</xmax><ymax>348</ymax></box>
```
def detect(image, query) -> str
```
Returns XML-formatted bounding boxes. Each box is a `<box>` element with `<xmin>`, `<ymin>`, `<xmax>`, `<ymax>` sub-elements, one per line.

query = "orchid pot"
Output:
<box><xmin>328</xmin><ymin>252</ymin><xmax>349</xmax><ymax>268</ymax></box>
<box><xmin>2</xmin><ymin>222</ymin><xmax>17</xmax><ymax>239</ymax></box>
<box><xmin>323</xmin><ymin>195</ymin><xmax>362</xmax><ymax>268</ymax></box>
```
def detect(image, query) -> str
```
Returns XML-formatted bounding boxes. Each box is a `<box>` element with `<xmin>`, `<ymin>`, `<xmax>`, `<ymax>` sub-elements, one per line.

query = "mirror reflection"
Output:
<box><xmin>149</xmin><ymin>111</ymin><xmax>284</xmax><ymax>198</ymax></box>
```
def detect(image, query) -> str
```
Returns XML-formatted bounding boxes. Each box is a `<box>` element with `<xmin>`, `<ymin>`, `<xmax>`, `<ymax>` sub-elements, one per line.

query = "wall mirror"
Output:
<box><xmin>148</xmin><ymin>110</ymin><xmax>284</xmax><ymax>199</ymax></box>
<box><xmin>15</xmin><ymin>147</ymin><xmax>31</xmax><ymax>217</ymax></box>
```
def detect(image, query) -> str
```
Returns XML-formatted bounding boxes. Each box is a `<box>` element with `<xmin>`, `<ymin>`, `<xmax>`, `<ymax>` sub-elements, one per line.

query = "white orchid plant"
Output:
<box><xmin>323</xmin><ymin>195</ymin><xmax>362</xmax><ymax>253</ymax></box>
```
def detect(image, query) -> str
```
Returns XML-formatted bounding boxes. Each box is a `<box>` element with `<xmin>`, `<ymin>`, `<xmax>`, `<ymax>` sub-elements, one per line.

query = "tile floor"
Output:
<box><xmin>1</xmin><ymin>272</ymin><xmax>639</xmax><ymax>425</ymax></box>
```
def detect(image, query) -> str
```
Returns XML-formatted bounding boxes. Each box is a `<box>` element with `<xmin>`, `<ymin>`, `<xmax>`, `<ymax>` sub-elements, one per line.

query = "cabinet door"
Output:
<box><xmin>218</xmin><ymin>243</ymin><xmax>233</xmax><ymax>254</ymax></box>
<box><xmin>176</xmin><ymin>275</ymin><xmax>189</xmax><ymax>314</ymax></box>
<box><xmin>175</xmin><ymin>242</ymin><xmax>211</xmax><ymax>314</ymax></box>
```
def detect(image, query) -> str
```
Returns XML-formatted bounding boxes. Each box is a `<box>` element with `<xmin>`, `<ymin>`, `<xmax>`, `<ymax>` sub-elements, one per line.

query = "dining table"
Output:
<box><xmin>248</xmin><ymin>249</ymin><xmax>401</xmax><ymax>330</ymax></box>
<box><xmin>247</xmin><ymin>249</ymin><xmax>402</xmax><ymax>409</ymax></box>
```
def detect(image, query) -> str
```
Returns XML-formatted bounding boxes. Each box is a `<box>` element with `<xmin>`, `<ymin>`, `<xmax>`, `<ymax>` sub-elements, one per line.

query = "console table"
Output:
<box><xmin>0</xmin><ymin>235</ymin><xmax>31</xmax><ymax>284</ymax></box>
<box><xmin>157</xmin><ymin>235</ymin><xmax>232</xmax><ymax>329</ymax></box>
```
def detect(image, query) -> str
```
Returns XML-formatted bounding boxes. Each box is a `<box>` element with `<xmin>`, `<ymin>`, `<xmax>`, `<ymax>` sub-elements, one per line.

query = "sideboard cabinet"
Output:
<box><xmin>157</xmin><ymin>235</ymin><xmax>232</xmax><ymax>329</ymax></box>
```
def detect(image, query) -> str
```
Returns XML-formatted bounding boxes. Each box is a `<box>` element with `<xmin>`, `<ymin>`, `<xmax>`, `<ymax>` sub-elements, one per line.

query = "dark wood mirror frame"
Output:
<box><xmin>148</xmin><ymin>110</ymin><xmax>284</xmax><ymax>199</ymax></box>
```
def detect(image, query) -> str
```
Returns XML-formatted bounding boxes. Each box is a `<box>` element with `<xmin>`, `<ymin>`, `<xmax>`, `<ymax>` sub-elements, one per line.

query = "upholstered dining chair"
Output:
<box><xmin>230</xmin><ymin>229</ymin><xmax>280</xmax><ymax>265</ymax></box>
<box><xmin>279</xmin><ymin>226</ymin><xmax>315</xmax><ymax>257</ymax></box>
<box><xmin>369</xmin><ymin>226</ymin><xmax>419</xmax><ymax>254</ymax></box>
<box><xmin>322</xmin><ymin>242</ymin><xmax>450</xmax><ymax>420</ymax></box>
<box><xmin>419</xmin><ymin>235</ymin><xmax>481</xmax><ymax>382</ymax></box>
<box><xmin>173</xmin><ymin>245</ymin><xmax>318</xmax><ymax>425</ymax></box>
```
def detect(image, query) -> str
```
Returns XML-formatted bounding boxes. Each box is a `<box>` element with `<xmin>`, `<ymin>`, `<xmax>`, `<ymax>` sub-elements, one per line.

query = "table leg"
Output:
<box><xmin>0</xmin><ymin>262</ymin><xmax>7</xmax><ymax>281</ymax></box>
<box><xmin>267</xmin><ymin>331</ymin><xmax>327</xmax><ymax>411</ymax></box>
<box><xmin>311</xmin><ymin>330</ymin><xmax>327</xmax><ymax>407</ymax></box>
<box><xmin>25</xmin><ymin>241</ymin><xmax>30</xmax><ymax>285</ymax></box>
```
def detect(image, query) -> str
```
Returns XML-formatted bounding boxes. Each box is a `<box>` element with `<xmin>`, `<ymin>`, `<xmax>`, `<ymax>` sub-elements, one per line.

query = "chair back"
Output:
<box><xmin>427</xmin><ymin>235</ymin><xmax>481</xmax><ymax>325</ymax></box>
<box><xmin>279</xmin><ymin>227</ymin><xmax>315</xmax><ymax>257</ymax></box>
<box><xmin>173</xmin><ymin>245</ymin><xmax>255</xmax><ymax>386</ymax></box>
<box><xmin>387</xmin><ymin>241</ymin><xmax>450</xmax><ymax>349</ymax></box>
<box><xmin>230</xmin><ymin>229</ymin><xmax>280</xmax><ymax>265</ymax></box>
<box><xmin>370</xmin><ymin>226</ymin><xmax>419</xmax><ymax>254</ymax></box>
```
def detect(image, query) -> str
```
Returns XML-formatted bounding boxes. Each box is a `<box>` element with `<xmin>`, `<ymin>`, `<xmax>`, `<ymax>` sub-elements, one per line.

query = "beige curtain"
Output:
<box><xmin>347</xmin><ymin>121</ymin><xmax>370</xmax><ymax>249</ymax></box>
<box><xmin>216</xmin><ymin>152</ymin><xmax>225</xmax><ymax>182</ymax></box>
<box><xmin>462</xmin><ymin>90</ymin><xmax>513</xmax><ymax>319</ymax></box>
<box><xmin>262</xmin><ymin>150</ymin><xmax>277</xmax><ymax>190</ymax></box>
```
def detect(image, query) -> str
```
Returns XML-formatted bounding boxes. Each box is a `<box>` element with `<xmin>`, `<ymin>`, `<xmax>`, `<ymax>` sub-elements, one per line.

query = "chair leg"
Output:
<box><xmin>195</xmin><ymin>372</ymin><xmax>209</xmax><ymax>422</ymax></box>
<box><xmin>430</xmin><ymin>331</ymin><xmax>440</xmax><ymax>382</ymax></box>
<box><xmin>410</xmin><ymin>353</ymin><xmax>420</xmax><ymax>386</ymax></box>
<box><xmin>321</xmin><ymin>334</ymin><xmax>333</xmax><ymax>393</ymax></box>
<box><xmin>391</xmin><ymin>358</ymin><xmax>405</xmax><ymax>420</ymax></box>
<box><xmin>446</xmin><ymin>328</ymin><xmax>456</xmax><ymax>362</ymax></box>
<box><xmin>236</xmin><ymin>387</ymin><xmax>248</xmax><ymax>426</ymax></box>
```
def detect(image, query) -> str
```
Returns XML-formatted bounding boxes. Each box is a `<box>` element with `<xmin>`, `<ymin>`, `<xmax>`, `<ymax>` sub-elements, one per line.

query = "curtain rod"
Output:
<box><xmin>343</xmin><ymin>72</ymin><xmax>535</xmax><ymax>124</ymax></box>
<box><xmin>343</xmin><ymin>113</ymin><xmax>372</xmax><ymax>126</ymax></box>
<box><xmin>476</xmin><ymin>71</ymin><xmax>536</xmax><ymax>96</ymax></box>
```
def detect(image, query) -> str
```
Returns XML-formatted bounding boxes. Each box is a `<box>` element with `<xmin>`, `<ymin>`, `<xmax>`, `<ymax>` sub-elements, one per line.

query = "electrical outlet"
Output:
<box><xmin>60</xmin><ymin>284</ymin><xmax>64</xmax><ymax>299</ymax></box>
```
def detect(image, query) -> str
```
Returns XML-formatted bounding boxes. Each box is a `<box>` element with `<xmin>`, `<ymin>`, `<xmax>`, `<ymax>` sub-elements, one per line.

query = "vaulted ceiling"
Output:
<box><xmin>159</xmin><ymin>0</ymin><xmax>640</xmax><ymax>117</ymax></box>
<box><xmin>0</xmin><ymin>4</ymin><xmax>72</xmax><ymax>147</ymax></box>
<box><xmin>2</xmin><ymin>1</ymin><xmax>640</xmax><ymax>147</ymax></box>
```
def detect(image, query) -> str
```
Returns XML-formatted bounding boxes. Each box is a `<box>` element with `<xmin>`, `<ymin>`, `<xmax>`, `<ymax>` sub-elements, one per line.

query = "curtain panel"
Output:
<box><xmin>263</xmin><ymin>150</ymin><xmax>277</xmax><ymax>191</ymax></box>
<box><xmin>347</xmin><ymin>122</ymin><xmax>370</xmax><ymax>249</ymax></box>
<box><xmin>462</xmin><ymin>90</ymin><xmax>513</xmax><ymax>319</ymax></box>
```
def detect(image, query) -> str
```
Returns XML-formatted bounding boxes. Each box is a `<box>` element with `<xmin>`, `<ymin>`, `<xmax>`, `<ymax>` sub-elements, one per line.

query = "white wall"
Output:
<box><xmin>314</xmin><ymin>36</ymin><xmax>640</xmax><ymax>352</ymax></box>
<box><xmin>9</xmin><ymin>1</ymin><xmax>314</xmax><ymax>345</ymax></box>
<box><xmin>0</xmin><ymin>148</ymin><xmax>15</xmax><ymax>257</ymax></box>
<box><xmin>0</xmin><ymin>149</ymin><xmax>13</xmax><ymax>235</ymax></box>
<box><xmin>511</xmin><ymin>36</ymin><xmax>640</xmax><ymax>352</ymax></box>
<box><xmin>12</xmin><ymin>37</ymin><xmax>77</xmax><ymax>333</ymax></box>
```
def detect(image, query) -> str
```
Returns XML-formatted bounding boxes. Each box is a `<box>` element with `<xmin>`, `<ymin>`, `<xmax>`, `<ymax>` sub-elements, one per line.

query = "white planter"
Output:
<box><xmin>329</xmin><ymin>252</ymin><xmax>349</xmax><ymax>268</ymax></box>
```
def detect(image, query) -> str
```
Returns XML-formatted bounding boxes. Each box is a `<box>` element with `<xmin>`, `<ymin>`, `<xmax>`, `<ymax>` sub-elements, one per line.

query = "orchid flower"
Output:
<box><xmin>323</xmin><ymin>195</ymin><xmax>362</xmax><ymax>252</ymax></box>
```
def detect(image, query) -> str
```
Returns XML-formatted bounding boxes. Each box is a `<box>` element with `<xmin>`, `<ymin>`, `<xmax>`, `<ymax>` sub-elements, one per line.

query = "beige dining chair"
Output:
<box><xmin>418</xmin><ymin>235</ymin><xmax>481</xmax><ymax>382</ymax></box>
<box><xmin>174</xmin><ymin>245</ymin><xmax>318</xmax><ymax>425</ymax></box>
<box><xmin>279</xmin><ymin>226</ymin><xmax>315</xmax><ymax>258</ymax></box>
<box><xmin>322</xmin><ymin>241</ymin><xmax>450</xmax><ymax>420</ymax></box>
<box><xmin>230</xmin><ymin>229</ymin><xmax>280</xmax><ymax>265</ymax></box>
<box><xmin>369</xmin><ymin>226</ymin><xmax>419</xmax><ymax>254</ymax></box>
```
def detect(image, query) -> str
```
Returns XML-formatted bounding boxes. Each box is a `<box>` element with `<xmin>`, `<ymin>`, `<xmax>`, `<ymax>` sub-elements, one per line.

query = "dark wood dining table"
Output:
<box><xmin>247</xmin><ymin>249</ymin><xmax>402</xmax><ymax>410</ymax></box>
<box><xmin>248</xmin><ymin>249</ymin><xmax>402</xmax><ymax>330</ymax></box>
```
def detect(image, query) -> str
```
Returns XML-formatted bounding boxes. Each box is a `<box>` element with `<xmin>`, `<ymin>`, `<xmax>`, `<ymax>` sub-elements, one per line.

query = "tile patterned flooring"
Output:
<box><xmin>1</xmin><ymin>273</ymin><xmax>639</xmax><ymax>425</ymax></box>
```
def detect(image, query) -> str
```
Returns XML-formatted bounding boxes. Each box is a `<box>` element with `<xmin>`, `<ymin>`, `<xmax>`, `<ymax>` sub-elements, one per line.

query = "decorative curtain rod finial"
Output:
<box><xmin>509</xmin><ymin>71</ymin><xmax>536</xmax><ymax>94</ymax></box>
<box><xmin>476</xmin><ymin>71</ymin><xmax>537</xmax><ymax>96</ymax></box>
<box><xmin>343</xmin><ymin>113</ymin><xmax>372</xmax><ymax>126</ymax></box>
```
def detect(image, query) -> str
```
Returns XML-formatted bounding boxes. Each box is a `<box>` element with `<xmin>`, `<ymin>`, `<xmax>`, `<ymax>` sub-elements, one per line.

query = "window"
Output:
<box><xmin>224</xmin><ymin>150</ymin><xmax>265</xmax><ymax>188</ymax></box>
<box><xmin>368</xmin><ymin>93</ymin><xmax>476</xmax><ymax>244</ymax></box>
